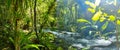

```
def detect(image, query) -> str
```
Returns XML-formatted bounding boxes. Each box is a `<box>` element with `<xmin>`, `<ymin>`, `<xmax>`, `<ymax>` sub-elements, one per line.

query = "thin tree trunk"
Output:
<box><xmin>34</xmin><ymin>0</ymin><xmax>40</xmax><ymax>43</ymax></box>
<box><xmin>13</xmin><ymin>0</ymin><xmax>20</xmax><ymax>50</ymax></box>
<box><xmin>30</xmin><ymin>0</ymin><xmax>33</xmax><ymax>31</ymax></box>
<box><xmin>14</xmin><ymin>0</ymin><xmax>20</xmax><ymax>50</ymax></box>
<box><xmin>26</xmin><ymin>0</ymin><xmax>34</xmax><ymax>35</ymax></box>
<box><xmin>14</xmin><ymin>19</ymin><xmax>20</xmax><ymax>50</ymax></box>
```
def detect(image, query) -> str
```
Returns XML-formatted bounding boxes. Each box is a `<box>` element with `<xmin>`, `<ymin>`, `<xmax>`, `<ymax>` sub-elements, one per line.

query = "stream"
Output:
<box><xmin>43</xmin><ymin>29</ymin><xmax>120</xmax><ymax>50</ymax></box>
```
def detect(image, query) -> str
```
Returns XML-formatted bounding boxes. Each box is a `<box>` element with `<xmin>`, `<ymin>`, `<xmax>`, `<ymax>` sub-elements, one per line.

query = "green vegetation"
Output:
<box><xmin>0</xmin><ymin>0</ymin><xmax>59</xmax><ymax>50</ymax></box>
<box><xmin>57</xmin><ymin>0</ymin><xmax>79</xmax><ymax>32</ymax></box>
<box><xmin>77</xmin><ymin>0</ymin><xmax>120</xmax><ymax>49</ymax></box>
<box><xmin>0</xmin><ymin>0</ymin><xmax>78</xmax><ymax>50</ymax></box>
<box><xmin>0</xmin><ymin>0</ymin><xmax>120</xmax><ymax>50</ymax></box>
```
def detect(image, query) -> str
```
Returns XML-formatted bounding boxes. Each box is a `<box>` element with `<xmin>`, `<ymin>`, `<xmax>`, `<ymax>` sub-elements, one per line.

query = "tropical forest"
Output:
<box><xmin>0</xmin><ymin>0</ymin><xmax>120</xmax><ymax>50</ymax></box>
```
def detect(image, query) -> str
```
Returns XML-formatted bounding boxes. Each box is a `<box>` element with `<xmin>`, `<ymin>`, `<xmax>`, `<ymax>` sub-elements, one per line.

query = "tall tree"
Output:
<box><xmin>34</xmin><ymin>0</ymin><xmax>40</xmax><ymax>44</ymax></box>
<box><xmin>13</xmin><ymin>0</ymin><xmax>20</xmax><ymax>50</ymax></box>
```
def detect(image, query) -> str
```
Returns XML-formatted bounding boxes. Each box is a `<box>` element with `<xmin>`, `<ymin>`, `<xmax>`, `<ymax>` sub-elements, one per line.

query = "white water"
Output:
<box><xmin>43</xmin><ymin>29</ymin><xmax>119</xmax><ymax>50</ymax></box>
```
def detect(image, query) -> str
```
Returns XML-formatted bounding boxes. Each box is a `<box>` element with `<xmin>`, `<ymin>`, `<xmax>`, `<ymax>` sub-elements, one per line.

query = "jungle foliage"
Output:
<box><xmin>0</xmin><ymin>0</ymin><xmax>78</xmax><ymax>50</ymax></box>
<box><xmin>0</xmin><ymin>0</ymin><xmax>59</xmax><ymax>50</ymax></box>
<box><xmin>0</xmin><ymin>0</ymin><xmax>120</xmax><ymax>50</ymax></box>
<box><xmin>77</xmin><ymin>0</ymin><xmax>120</xmax><ymax>49</ymax></box>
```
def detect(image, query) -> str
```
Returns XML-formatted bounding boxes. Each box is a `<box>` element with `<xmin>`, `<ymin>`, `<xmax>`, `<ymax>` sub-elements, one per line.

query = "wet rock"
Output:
<box><xmin>72</xmin><ymin>44</ymin><xmax>85</xmax><ymax>49</ymax></box>
<box><xmin>43</xmin><ymin>30</ymin><xmax>119</xmax><ymax>50</ymax></box>
<box><xmin>89</xmin><ymin>39</ymin><xmax>112</xmax><ymax>46</ymax></box>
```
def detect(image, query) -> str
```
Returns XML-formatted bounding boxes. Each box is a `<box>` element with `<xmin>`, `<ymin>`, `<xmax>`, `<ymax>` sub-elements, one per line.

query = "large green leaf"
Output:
<box><xmin>77</xmin><ymin>19</ymin><xmax>91</xmax><ymax>24</ymax></box>
<box><xmin>92</xmin><ymin>10</ymin><xmax>102</xmax><ymax>21</ymax></box>
<box><xmin>101</xmin><ymin>21</ymin><xmax>109</xmax><ymax>31</ymax></box>
<box><xmin>23</xmin><ymin>44</ymin><xmax>44</xmax><ymax>50</ymax></box>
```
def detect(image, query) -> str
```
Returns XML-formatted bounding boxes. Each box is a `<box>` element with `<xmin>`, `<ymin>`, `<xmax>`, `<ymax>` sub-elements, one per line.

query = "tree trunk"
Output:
<box><xmin>34</xmin><ymin>0</ymin><xmax>40</xmax><ymax>43</ymax></box>
<box><xmin>14</xmin><ymin>0</ymin><xmax>20</xmax><ymax>50</ymax></box>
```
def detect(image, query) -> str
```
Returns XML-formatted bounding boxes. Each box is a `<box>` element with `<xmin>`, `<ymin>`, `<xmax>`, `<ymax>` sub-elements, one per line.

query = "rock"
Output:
<box><xmin>108</xmin><ymin>36</ymin><xmax>116</xmax><ymax>42</ymax></box>
<box><xmin>43</xmin><ymin>30</ymin><xmax>118</xmax><ymax>50</ymax></box>
<box><xmin>76</xmin><ymin>39</ymin><xmax>112</xmax><ymax>47</ymax></box>
<box><xmin>66</xmin><ymin>32</ymin><xmax>75</xmax><ymax>34</ymax></box>
<box><xmin>76</xmin><ymin>39</ymin><xmax>89</xmax><ymax>44</ymax></box>
<box><xmin>72</xmin><ymin>44</ymin><xmax>85</xmax><ymax>49</ymax></box>
<box><xmin>91</xmin><ymin>39</ymin><xmax>112</xmax><ymax>46</ymax></box>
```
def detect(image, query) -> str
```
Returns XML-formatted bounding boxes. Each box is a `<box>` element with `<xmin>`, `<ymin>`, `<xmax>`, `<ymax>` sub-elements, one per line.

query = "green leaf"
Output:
<box><xmin>9</xmin><ymin>37</ymin><xmax>14</xmax><ymax>45</ymax></box>
<box><xmin>100</xmin><ymin>16</ymin><xmax>106</xmax><ymax>22</ymax></box>
<box><xmin>117</xmin><ymin>9</ymin><xmax>120</xmax><ymax>14</ymax></box>
<box><xmin>87</xmin><ymin>8</ymin><xmax>95</xmax><ymax>13</ymax></box>
<box><xmin>103</xmin><ymin>32</ymin><xmax>113</xmax><ymax>37</ymax></box>
<box><xmin>57</xmin><ymin>47</ymin><xmax>63</xmax><ymax>50</ymax></box>
<box><xmin>85</xmin><ymin>1</ymin><xmax>96</xmax><ymax>9</ymax></box>
<box><xmin>108</xmin><ymin>15</ymin><xmax>116</xmax><ymax>21</ymax></box>
<box><xmin>68</xmin><ymin>46</ymin><xmax>77</xmax><ymax>50</ymax></box>
<box><xmin>80</xmin><ymin>26</ymin><xmax>90</xmax><ymax>30</ymax></box>
<box><xmin>101</xmin><ymin>21</ymin><xmax>109</xmax><ymax>31</ymax></box>
<box><xmin>92</xmin><ymin>10</ymin><xmax>102</xmax><ymax>21</ymax></box>
<box><xmin>116</xmin><ymin>20</ymin><xmax>120</xmax><ymax>25</ymax></box>
<box><xmin>23</xmin><ymin>44</ymin><xmax>44</xmax><ymax>50</ymax></box>
<box><xmin>7</xmin><ymin>0</ymin><xmax>11</xmax><ymax>8</ymax></box>
<box><xmin>77</xmin><ymin>19</ymin><xmax>91</xmax><ymax>24</ymax></box>
<box><xmin>82</xmin><ymin>46</ymin><xmax>90</xmax><ymax>50</ymax></box>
